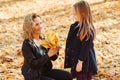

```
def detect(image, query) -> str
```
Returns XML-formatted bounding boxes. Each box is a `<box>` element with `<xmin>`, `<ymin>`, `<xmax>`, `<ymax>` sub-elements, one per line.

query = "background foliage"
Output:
<box><xmin>0</xmin><ymin>0</ymin><xmax>120</xmax><ymax>80</ymax></box>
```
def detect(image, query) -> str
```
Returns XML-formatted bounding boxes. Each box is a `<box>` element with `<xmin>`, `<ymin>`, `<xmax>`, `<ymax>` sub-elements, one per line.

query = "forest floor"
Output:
<box><xmin>0</xmin><ymin>0</ymin><xmax>120</xmax><ymax>80</ymax></box>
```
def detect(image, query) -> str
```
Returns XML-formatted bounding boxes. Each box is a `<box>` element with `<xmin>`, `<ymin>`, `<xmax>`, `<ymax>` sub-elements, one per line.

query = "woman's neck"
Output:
<box><xmin>33</xmin><ymin>34</ymin><xmax>40</xmax><ymax>40</ymax></box>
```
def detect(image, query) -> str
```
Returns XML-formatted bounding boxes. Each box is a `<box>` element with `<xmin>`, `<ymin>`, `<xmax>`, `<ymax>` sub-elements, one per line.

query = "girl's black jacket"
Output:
<box><xmin>64</xmin><ymin>22</ymin><xmax>98</xmax><ymax>74</ymax></box>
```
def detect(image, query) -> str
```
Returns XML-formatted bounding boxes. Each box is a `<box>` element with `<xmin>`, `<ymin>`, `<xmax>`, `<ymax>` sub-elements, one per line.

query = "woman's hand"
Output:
<box><xmin>48</xmin><ymin>46</ymin><xmax>61</xmax><ymax>57</ymax></box>
<box><xmin>76</xmin><ymin>60</ymin><xmax>83</xmax><ymax>72</ymax></box>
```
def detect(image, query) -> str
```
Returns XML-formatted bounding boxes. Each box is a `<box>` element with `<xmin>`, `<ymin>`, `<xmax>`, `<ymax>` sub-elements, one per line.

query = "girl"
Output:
<box><xmin>21</xmin><ymin>13</ymin><xmax>72</xmax><ymax>80</ymax></box>
<box><xmin>64</xmin><ymin>1</ymin><xmax>98</xmax><ymax>80</ymax></box>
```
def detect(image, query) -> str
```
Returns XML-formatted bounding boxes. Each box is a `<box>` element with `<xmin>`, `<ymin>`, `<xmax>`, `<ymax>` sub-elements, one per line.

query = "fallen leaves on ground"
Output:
<box><xmin>0</xmin><ymin>0</ymin><xmax>120</xmax><ymax>80</ymax></box>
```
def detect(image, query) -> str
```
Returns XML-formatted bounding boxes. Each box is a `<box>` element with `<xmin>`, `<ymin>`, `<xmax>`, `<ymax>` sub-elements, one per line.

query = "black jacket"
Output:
<box><xmin>64</xmin><ymin>22</ymin><xmax>98</xmax><ymax>74</ymax></box>
<box><xmin>21</xmin><ymin>39</ymin><xmax>58</xmax><ymax>80</ymax></box>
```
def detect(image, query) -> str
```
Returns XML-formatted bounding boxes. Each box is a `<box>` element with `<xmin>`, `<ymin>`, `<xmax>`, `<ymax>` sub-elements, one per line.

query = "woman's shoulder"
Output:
<box><xmin>22</xmin><ymin>39</ymin><xmax>34</xmax><ymax>47</ymax></box>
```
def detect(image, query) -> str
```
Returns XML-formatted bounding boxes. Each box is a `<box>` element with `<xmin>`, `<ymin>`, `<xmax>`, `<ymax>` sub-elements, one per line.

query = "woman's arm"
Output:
<box><xmin>50</xmin><ymin>52</ymin><xmax>59</xmax><ymax>61</ymax></box>
<box><xmin>22</xmin><ymin>41</ymin><xmax>51</xmax><ymax>69</ymax></box>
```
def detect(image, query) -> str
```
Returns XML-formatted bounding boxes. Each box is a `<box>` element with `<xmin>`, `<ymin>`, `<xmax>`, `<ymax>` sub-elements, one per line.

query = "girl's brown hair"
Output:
<box><xmin>23</xmin><ymin>13</ymin><xmax>40</xmax><ymax>41</ymax></box>
<box><xmin>74</xmin><ymin>0</ymin><xmax>96</xmax><ymax>41</ymax></box>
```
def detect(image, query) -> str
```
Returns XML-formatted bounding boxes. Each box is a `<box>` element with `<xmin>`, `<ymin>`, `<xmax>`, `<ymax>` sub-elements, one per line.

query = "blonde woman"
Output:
<box><xmin>64</xmin><ymin>1</ymin><xmax>98</xmax><ymax>80</ymax></box>
<box><xmin>21</xmin><ymin>13</ymin><xmax>71</xmax><ymax>80</ymax></box>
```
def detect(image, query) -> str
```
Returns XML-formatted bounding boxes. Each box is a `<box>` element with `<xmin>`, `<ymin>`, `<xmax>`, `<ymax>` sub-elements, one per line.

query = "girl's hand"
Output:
<box><xmin>76</xmin><ymin>60</ymin><xmax>83</xmax><ymax>72</ymax></box>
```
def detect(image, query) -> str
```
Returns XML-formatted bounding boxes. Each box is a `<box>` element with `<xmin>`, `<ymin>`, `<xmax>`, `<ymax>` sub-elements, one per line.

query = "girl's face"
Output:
<box><xmin>74</xmin><ymin>8</ymin><xmax>82</xmax><ymax>23</ymax></box>
<box><xmin>33</xmin><ymin>17</ymin><xmax>42</xmax><ymax>34</ymax></box>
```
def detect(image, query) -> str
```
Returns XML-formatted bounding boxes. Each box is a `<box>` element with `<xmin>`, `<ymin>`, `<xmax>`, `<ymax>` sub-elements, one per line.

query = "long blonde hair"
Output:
<box><xmin>23</xmin><ymin>13</ymin><xmax>40</xmax><ymax>41</ymax></box>
<box><xmin>74</xmin><ymin>0</ymin><xmax>96</xmax><ymax>41</ymax></box>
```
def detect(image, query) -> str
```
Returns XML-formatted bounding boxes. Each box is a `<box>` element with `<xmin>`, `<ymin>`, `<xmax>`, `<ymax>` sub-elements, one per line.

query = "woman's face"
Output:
<box><xmin>33</xmin><ymin>17</ymin><xmax>42</xmax><ymax>34</ymax></box>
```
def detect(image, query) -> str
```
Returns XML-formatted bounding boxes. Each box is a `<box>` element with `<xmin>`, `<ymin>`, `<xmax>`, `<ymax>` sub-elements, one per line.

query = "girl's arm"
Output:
<box><xmin>76</xmin><ymin>36</ymin><xmax>92</xmax><ymax>72</ymax></box>
<box><xmin>65</xmin><ymin>22</ymin><xmax>78</xmax><ymax>53</ymax></box>
<box><xmin>78</xmin><ymin>36</ymin><xmax>92</xmax><ymax>61</ymax></box>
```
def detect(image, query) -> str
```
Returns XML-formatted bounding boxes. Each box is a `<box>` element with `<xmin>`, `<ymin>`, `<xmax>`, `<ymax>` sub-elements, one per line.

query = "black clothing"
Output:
<box><xmin>21</xmin><ymin>39</ymin><xmax>71</xmax><ymax>80</ymax></box>
<box><xmin>64</xmin><ymin>22</ymin><xmax>98</xmax><ymax>74</ymax></box>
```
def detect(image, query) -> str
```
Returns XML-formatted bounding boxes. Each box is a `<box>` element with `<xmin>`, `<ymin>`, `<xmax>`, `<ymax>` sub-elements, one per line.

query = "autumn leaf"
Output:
<box><xmin>40</xmin><ymin>30</ymin><xmax>59</xmax><ymax>48</ymax></box>
<box><xmin>0</xmin><ymin>0</ymin><xmax>120</xmax><ymax>80</ymax></box>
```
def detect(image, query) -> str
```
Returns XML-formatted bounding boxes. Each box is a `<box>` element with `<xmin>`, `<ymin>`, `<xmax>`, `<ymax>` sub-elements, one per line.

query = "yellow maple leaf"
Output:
<box><xmin>40</xmin><ymin>30</ymin><xmax>59</xmax><ymax>48</ymax></box>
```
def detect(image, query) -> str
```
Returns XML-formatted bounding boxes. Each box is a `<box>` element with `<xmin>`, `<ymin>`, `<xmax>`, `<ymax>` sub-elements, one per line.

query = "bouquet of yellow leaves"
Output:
<box><xmin>40</xmin><ymin>30</ymin><xmax>59</xmax><ymax>48</ymax></box>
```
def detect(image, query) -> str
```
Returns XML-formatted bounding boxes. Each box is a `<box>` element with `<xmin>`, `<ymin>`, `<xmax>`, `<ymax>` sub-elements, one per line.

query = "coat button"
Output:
<box><xmin>66</xmin><ymin>48</ymin><xmax>69</xmax><ymax>50</ymax></box>
<box><xmin>71</xmin><ymin>50</ymin><xmax>74</xmax><ymax>53</ymax></box>
<box><xmin>66</xmin><ymin>64</ymin><xmax>68</xmax><ymax>65</ymax></box>
<box><xmin>72</xmin><ymin>58</ymin><xmax>74</xmax><ymax>60</ymax></box>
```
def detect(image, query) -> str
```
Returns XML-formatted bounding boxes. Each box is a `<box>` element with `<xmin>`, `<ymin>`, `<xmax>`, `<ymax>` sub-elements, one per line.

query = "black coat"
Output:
<box><xmin>64</xmin><ymin>22</ymin><xmax>98</xmax><ymax>74</ymax></box>
<box><xmin>21</xmin><ymin>39</ymin><xmax>58</xmax><ymax>80</ymax></box>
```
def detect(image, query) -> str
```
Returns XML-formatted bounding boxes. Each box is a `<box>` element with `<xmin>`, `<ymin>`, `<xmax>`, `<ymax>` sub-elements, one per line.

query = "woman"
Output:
<box><xmin>21</xmin><ymin>13</ymin><xmax>71</xmax><ymax>80</ymax></box>
<box><xmin>64</xmin><ymin>1</ymin><xmax>98</xmax><ymax>80</ymax></box>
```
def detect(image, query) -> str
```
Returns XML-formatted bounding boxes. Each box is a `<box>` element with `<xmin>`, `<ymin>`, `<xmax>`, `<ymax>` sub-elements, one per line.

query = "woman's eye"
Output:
<box><xmin>36</xmin><ymin>24</ymin><xmax>39</xmax><ymax>26</ymax></box>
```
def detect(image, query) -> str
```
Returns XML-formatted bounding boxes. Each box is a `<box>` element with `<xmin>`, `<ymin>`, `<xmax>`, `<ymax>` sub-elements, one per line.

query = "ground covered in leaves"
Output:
<box><xmin>0</xmin><ymin>0</ymin><xmax>120</xmax><ymax>80</ymax></box>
